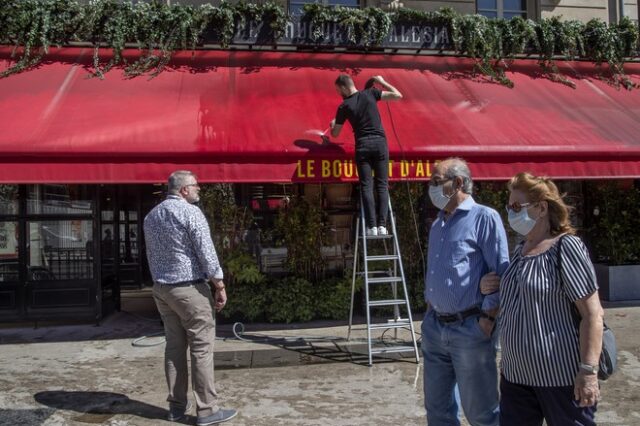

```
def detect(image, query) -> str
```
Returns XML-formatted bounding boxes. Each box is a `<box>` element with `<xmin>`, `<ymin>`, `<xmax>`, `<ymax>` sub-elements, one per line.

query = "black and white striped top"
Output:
<box><xmin>500</xmin><ymin>234</ymin><xmax>598</xmax><ymax>387</ymax></box>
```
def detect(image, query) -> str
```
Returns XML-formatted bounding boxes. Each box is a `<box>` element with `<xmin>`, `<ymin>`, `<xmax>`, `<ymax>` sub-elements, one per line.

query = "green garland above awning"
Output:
<box><xmin>0</xmin><ymin>0</ymin><xmax>638</xmax><ymax>88</ymax></box>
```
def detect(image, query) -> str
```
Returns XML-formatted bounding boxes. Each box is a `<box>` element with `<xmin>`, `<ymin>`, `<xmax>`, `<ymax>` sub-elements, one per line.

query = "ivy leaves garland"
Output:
<box><xmin>584</xmin><ymin>18</ymin><xmax>639</xmax><ymax>89</ymax></box>
<box><xmin>0</xmin><ymin>0</ymin><xmax>84</xmax><ymax>77</ymax></box>
<box><xmin>234</xmin><ymin>1</ymin><xmax>288</xmax><ymax>41</ymax></box>
<box><xmin>84</xmin><ymin>0</ymin><xmax>135</xmax><ymax>78</ymax></box>
<box><xmin>0</xmin><ymin>1</ymin><xmax>638</xmax><ymax>88</ymax></box>
<box><xmin>303</xmin><ymin>4</ymin><xmax>392</xmax><ymax>46</ymax></box>
<box><xmin>0</xmin><ymin>0</ymin><xmax>285</xmax><ymax>78</ymax></box>
<box><xmin>125</xmin><ymin>1</ymin><xmax>204</xmax><ymax>77</ymax></box>
<box><xmin>303</xmin><ymin>6</ymin><xmax>638</xmax><ymax>88</ymax></box>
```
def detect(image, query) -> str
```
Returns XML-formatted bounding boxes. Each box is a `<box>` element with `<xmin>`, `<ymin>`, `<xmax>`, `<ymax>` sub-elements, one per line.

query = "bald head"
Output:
<box><xmin>437</xmin><ymin>157</ymin><xmax>473</xmax><ymax>194</ymax></box>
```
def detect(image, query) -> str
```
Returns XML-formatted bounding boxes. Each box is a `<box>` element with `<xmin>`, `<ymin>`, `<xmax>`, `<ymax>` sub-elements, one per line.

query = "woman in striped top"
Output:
<box><xmin>484</xmin><ymin>173</ymin><xmax>604</xmax><ymax>426</ymax></box>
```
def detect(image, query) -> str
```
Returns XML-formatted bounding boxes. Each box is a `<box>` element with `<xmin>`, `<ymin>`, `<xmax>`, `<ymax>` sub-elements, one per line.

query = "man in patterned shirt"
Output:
<box><xmin>144</xmin><ymin>170</ymin><xmax>237</xmax><ymax>426</ymax></box>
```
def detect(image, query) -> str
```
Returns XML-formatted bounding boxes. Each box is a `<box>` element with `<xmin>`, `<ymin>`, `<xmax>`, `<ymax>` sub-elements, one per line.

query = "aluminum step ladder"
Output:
<box><xmin>347</xmin><ymin>194</ymin><xmax>420</xmax><ymax>366</ymax></box>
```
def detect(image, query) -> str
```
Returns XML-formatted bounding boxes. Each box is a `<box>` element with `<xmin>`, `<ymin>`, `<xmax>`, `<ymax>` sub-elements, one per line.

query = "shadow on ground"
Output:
<box><xmin>0</xmin><ymin>408</ymin><xmax>56</xmax><ymax>425</ymax></box>
<box><xmin>215</xmin><ymin>333</ymin><xmax>419</xmax><ymax>369</ymax></box>
<box><xmin>34</xmin><ymin>391</ymin><xmax>173</xmax><ymax>424</ymax></box>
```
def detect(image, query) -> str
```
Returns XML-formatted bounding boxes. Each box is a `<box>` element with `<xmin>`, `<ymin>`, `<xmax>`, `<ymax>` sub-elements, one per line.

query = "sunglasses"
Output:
<box><xmin>505</xmin><ymin>202</ymin><xmax>536</xmax><ymax>213</ymax></box>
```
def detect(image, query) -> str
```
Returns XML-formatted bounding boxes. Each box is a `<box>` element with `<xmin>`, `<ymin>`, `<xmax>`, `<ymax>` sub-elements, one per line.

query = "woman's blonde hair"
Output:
<box><xmin>508</xmin><ymin>172</ymin><xmax>575</xmax><ymax>236</ymax></box>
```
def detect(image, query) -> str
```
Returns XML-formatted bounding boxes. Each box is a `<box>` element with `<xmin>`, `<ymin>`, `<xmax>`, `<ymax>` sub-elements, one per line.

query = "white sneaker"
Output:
<box><xmin>366</xmin><ymin>227</ymin><xmax>378</xmax><ymax>236</ymax></box>
<box><xmin>377</xmin><ymin>226</ymin><xmax>388</xmax><ymax>236</ymax></box>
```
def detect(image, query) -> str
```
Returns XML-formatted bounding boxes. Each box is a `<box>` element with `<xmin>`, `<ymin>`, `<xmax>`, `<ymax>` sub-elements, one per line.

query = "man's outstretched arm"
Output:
<box><xmin>372</xmin><ymin>75</ymin><xmax>403</xmax><ymax>101</ymax></box>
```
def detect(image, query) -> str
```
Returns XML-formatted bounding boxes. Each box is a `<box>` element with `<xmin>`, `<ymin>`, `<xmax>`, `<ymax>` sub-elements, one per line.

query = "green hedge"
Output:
<box><xmin>220</xmin><ymin>273</ymin><xmax>362</xmax><ymax>324</ymax></box>
<box><xmin>585</xmin><ymin>181</ymin><xmax>640</xmax><ymax>265</ymax></box>
<box><xmin>218</xmin><ymin>249</ymin><xmax>363</xmax><ymax>323</ymax></box>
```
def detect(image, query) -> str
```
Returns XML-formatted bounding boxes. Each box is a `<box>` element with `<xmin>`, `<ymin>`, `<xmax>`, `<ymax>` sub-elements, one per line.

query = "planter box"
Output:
<box><xmin>594</xmin><ymin>263</ymin><xmax>640</xmax><ymax>301</ymax></box>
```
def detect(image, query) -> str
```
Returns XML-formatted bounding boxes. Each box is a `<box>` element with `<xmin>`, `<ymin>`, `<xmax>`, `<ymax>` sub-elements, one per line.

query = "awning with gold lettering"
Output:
<box><xmin>1</xmin><ymin>47</ymin><xmax>639</xmax><ymax>183</ymax></box>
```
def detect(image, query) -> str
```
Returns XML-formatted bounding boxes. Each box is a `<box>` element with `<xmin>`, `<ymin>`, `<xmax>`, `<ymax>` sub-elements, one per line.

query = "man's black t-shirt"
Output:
<box><xmin>335</xmin><ymin>88</ymin><xmax>386</xmax><ymax>141</ymax></box>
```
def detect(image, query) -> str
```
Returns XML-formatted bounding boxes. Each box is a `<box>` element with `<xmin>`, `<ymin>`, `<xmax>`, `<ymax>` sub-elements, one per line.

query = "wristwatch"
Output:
<box><xmin>579</xmin><ymin>363</ymin><xmax>598</xmax><ymax>375</ymax></box>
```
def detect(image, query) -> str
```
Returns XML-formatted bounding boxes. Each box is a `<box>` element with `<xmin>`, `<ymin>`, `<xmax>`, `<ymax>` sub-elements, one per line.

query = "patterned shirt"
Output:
<box><xmin>425</xmin><ymin>196</ymin><xmax>510</xmax><ymax>313</ymax></box>
<box><xmin>500</xmin><ymin>235</ymin><xmax>598</xmax><ymax>387</ymax></box>
<box><xmin>144</xmin><ymin>195</ymin><xmax>223</xmax><ymax>284</ymax></box>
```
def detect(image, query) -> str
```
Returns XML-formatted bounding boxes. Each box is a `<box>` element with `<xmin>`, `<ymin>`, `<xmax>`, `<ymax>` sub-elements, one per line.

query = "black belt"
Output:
<box><xmin>434</xmin><ymin>306</ymin><xmax>482</xmax><ymax>324</ymax></box>
<box><xmin>157</xmin><ymin>279</ymin><xmax>206</xmax><ymax>287</ymax></box>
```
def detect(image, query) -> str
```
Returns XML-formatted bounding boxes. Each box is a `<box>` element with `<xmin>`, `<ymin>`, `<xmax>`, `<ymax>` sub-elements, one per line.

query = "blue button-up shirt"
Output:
<box><xmin>144</xmin><ymin>195</ymin><xmax>223</xmax><ymax>284</ymax></box>
<box><xmin>425</xmin><ymin>196</ymin><xmax>509</xmax><ymax>313</ymax></box>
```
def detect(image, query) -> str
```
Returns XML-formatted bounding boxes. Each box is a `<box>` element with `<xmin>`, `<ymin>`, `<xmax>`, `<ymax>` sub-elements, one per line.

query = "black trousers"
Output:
<box><xmin>500</xmin><ymin>375</ymin><xmax>597</xmax><ymax>426</ymax></box>
<box><xmin>355</xmin><ymin>137</ymin><xmax>389</xmax><ymax>228</ymax></box>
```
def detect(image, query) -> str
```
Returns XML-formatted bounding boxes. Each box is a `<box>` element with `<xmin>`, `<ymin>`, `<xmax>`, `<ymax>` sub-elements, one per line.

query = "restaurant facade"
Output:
<box><xmin>1</xmin><ymin>0</ymin><xmax>639</xmax><ymax>323</ymax></box>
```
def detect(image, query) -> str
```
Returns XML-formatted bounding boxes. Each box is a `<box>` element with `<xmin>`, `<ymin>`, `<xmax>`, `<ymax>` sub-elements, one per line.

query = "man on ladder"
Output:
<box><xmin>330</xmin><ymin>75</ymin><xmax>418</xmax><ymax>366</ymax></box>
<box><xmin>329</xmin><ymin>74</ymin><xmax>402</xmax><ymax>236</ymax></box>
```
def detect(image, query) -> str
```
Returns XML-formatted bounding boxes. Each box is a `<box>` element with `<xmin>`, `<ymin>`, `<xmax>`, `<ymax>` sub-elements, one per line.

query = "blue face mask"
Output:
<box><xmin>508</xmin><ymin>208</ymin><xmax>538</xmax><ymax>236</ymax></box>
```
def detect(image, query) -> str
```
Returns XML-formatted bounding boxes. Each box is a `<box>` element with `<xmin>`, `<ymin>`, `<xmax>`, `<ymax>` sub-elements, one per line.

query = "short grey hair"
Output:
<box><xmin>168</xmin><ymin>170</ymin><xmax>196</xmax><ymax>195</ymax></box>
<box><xmin>442</xmin><ymin>157</ymin><xmax>473</xmax><ymax>194</ymax></box>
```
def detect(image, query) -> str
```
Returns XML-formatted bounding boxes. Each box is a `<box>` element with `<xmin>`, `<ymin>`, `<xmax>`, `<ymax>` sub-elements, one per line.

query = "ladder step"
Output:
<box><xmin>365</xmin><ymin>255</ymin><xmax>399</xmax><ymax>262</ymax></box>
<box><xmin>359</xmin><ymin>234</ymin><xmax>393</xmax><ymax>240</ymax></box>
<box><xmin>369</xmin><ymin>299</ymin><xmax>406</xmax><ymax>307</ymax></box>
<box><xmin>357</xmin><ymin>270</ymin><xmax>392</xmax><ymax>276</ymax></box>
<box><xmin>370</xmin><ymin>346</ymin><xmax>416</xmax><ymax>355</ymax></box>
<box><xmin>369</xmin><ymin>321</ymin><xmax>412</xmax><ymax>330</ymax></box>
<box><xmin>367</xmin><ymin>276</ymin><xmax>402</xmax><ymax>284</ymax></box>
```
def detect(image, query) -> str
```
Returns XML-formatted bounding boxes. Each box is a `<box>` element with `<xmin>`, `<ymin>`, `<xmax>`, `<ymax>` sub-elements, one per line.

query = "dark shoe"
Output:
<box><xmin>167</xmin><ymin>401</ymin><xmax>192</xmax><ymax>422</ymax></box>
<box><xmin>196</xmin><ymin>408</ymin><xmax>238</xmax><ymax>425</ymax></box>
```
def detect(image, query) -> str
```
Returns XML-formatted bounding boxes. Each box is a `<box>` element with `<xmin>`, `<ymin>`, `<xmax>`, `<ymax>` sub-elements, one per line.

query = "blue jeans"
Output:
<box><xmin>421</xmin><ymin>310</ymin><xmax>499</xmax><ymax>426</ymax></box>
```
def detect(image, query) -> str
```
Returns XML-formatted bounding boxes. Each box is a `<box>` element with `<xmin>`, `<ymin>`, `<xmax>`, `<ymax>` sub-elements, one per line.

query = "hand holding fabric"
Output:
<box><xmin>480</xmin><ymin>271</ymin><xmax>500</xmax><ymax>295</ymax></box>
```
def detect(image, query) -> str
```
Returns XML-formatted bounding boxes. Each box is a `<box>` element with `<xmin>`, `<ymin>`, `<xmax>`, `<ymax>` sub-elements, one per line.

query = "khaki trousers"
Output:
<box><xmin>153</xmin><ymin>282</ymin><xmax>219</xmax><ymax>417</ymax></box>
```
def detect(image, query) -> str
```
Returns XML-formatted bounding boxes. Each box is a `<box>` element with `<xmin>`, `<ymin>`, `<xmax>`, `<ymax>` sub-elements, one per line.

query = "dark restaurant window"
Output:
<box><xmin>0</xmin><ymin>221</ymin><xmax>19</xmax><ymax>283</ymax></box>
<box><xmin>0</xmin><ymin>185</ymin><xmax>18</xmax><ymax>215</ymax></box>
<box><xmin>27</xmin><ymin>184</ymin><xmax>93</xmax><ymax>215</ymax></box>
<box><xmin>27</xmin><ymin>220</ymin><xmax>94</xmax><ymax>280</ymax></box>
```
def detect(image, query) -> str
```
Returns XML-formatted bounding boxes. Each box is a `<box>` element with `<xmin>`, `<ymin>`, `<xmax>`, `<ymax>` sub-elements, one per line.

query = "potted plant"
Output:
<box><xmin>586</xmin><ymin>181</ymin><xmax>640</xmax><ymax>301</ymax></box>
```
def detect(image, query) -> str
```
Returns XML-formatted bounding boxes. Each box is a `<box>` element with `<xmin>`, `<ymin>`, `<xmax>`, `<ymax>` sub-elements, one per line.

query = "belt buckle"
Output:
<box><xmin>436</xmin><ymin>311</ymin><xmax>465</xmax><ymax>324</ymax></box>
<box><xmin>437</xmin><ymin>313</ymin><xmax>455</xmax><ymax>323</ymax></box>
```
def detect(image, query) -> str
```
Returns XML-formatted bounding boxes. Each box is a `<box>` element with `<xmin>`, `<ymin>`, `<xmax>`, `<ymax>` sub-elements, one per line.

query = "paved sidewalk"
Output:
<box><xmin>0</xmin><ymin>303</ymin><xmax>638</xmax><ymax>425</ymax></box>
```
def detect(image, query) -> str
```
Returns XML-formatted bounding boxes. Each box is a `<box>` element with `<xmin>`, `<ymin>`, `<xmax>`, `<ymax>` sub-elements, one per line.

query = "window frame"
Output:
<box><xmin>476</xmin><ymin>0</ymin><xmax>538</xmax><ymax>20</ymax></box>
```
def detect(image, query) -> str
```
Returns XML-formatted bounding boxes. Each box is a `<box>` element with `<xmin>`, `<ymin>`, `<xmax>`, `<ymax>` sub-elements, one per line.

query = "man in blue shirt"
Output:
<box><xmin>422</xmin><ymin>158</ymin><xmax>509</xmax><ymax>426</ymax></box>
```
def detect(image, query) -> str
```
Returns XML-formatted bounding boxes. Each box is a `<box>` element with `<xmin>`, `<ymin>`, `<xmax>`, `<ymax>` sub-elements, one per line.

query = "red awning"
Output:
<box><xmin>1</xmin><ymin>47</ymin><xmax>639</xmax><ymax>183</ymax></box>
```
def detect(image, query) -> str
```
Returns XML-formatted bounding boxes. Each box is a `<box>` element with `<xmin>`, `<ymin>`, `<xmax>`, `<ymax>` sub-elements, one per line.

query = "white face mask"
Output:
<box><xmin>508</xmin><ymin>208</ymin><xmax>538</xmax><ymax>236</ymax></box>
<box><xmin>429</xmin><ymin>184</ymin><xmax>453</xmax><ymax>210</ymax></box>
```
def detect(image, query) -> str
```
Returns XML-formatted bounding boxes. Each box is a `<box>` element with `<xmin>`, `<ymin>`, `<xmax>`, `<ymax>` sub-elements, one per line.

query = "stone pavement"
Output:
<box><xmin>0</xmin><ymin>302</ymin><xmax>638</xmax><ymax>426</ymax></box>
